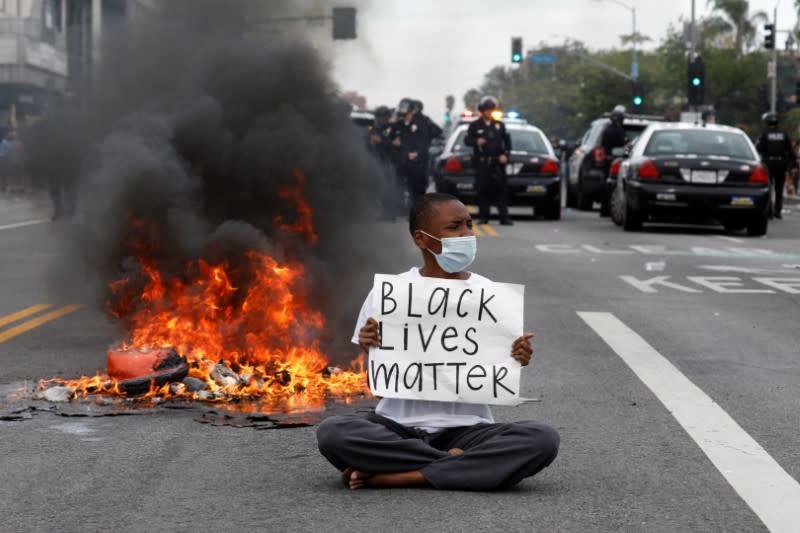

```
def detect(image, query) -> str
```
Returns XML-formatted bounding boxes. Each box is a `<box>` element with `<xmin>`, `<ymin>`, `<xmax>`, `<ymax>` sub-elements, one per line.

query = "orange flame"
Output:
<box><xmin>46</xmin><ymin>171</ymin><xmax>368</xmax><ymax>410</ymax></box>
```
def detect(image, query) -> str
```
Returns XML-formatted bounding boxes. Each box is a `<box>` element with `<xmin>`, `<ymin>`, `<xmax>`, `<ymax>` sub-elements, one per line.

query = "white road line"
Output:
<box><xmin>717</xmin><ymin>235</ymin><xmax>745</xmax><ymax>244</ymax></box>
<box><xmin>0</xmin><ymin>219</ymin><xmax>50</xmax><ymax>232</ymax></box>
<box><xmin>578</xmin><ymin>311</ymin><xmax>800</xmax><ymax>533</ymax></box>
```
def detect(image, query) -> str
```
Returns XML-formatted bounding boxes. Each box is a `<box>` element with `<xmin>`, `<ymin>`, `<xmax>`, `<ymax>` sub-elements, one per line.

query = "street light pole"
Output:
<box><xmin>631</xmin><ymin>5</ymin><xmax>637</xmax><ymax>80</ymax></box>
<box><xmin>771</xmin><ymin>6</ymin><xmax>778</xmax><ymax>113</ymax></box>
<box><xmin>594</xmin><ymin>0</ymin><xmax>637</xmax><ymax>80</ymax></box>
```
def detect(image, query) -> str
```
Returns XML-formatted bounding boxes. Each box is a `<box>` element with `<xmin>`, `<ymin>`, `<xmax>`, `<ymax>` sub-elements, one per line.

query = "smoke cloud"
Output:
<box><xmin>26</xmin><ymin>0</ymin><xmax>416</xmax><ymax>361</ymax></box>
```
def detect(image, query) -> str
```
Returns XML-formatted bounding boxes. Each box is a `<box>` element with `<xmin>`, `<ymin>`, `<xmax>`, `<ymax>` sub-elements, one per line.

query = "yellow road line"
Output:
<box><xmin>481</xmin><ymin>224</ymin><xmax>499</xmax><ymax>237</ymax></box>
<box><xmin>0</xmin><ymin>304</ymin><xmax>52</xmax><ymax>328</ymax></box>
<box><xmin>0</xmin><ymin>305</ymin><xmax>83</xmax><ymax>344</ymax></box>
<box><xmin>473</xmin><ymin>225</ymin><xmax>484</xmax><ymax>237</ymax></box>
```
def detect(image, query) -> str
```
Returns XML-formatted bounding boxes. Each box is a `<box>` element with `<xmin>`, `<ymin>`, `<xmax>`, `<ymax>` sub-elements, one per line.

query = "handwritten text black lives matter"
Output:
<box><xmin>368</xmin><ymin>274</ymin><xmax>524</xmax><ymax>406</ymax></box>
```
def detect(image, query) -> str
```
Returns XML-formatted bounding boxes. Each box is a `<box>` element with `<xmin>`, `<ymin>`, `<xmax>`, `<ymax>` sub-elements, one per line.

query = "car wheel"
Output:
<box><xmin>746</xmin><ymin>213</ymin><xmax>768</xmax><ymax>237</ymax></box>
<box><xmin>542</xmin><ymin>199</ymin><xmax>561</xmax><ymax>220</ymax></box>
<box><xmin>610</xmin><ymin>181</ymin><xmax>624</xmax><ymax>226</ymax></box>
<box><xmin>576</xmin><ymin>173</ymin><xmax>593</xmax><ymax>211</ymax></box>
<box><xmin>622</xmin><ymin>196</ymin><xmax>643</xmax><ymax>231</ymax></box>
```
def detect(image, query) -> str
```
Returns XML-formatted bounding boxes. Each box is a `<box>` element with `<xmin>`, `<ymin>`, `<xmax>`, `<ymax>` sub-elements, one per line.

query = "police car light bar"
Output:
<box><xmin>506</xmin><ymin>111</ymin><xmax>520</xmax><ymax>119</ymax></box>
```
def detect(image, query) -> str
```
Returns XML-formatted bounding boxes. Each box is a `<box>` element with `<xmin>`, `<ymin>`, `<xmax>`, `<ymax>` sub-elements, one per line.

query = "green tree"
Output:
<box><xmin>706</xmin><ymin>0</ymin><xmax>768</xmax><ymax>59</ymax></box>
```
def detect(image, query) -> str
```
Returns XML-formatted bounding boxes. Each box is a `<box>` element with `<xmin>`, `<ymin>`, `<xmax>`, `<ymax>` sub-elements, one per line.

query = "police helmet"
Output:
<box><xmin>611</xmin><ymin>104</ymin><xmax>626</xmax><ymax>122</ymax></box>
<box><xmin>411</xmin><ymin>100</ymin><xmax>424</xmax><ymax>114</ymax></box>
<box><xmin>762</xmin><ymin>112</ymin><xmax>779</xmax><ymax>126</ymax></box>
<box><xmin>374</xmin><ymin>105</ymin><xmax>392</xmax><ymax>118</ymax></box>
<box><xmin>477</xmin><ymin>96</ymin><xmax>500</xmax><ymax>111</ymax></box>
<box><xmin>397</xmin><ymin>98</ymin><xmax>413</xmax><ymax>115</ymax></box>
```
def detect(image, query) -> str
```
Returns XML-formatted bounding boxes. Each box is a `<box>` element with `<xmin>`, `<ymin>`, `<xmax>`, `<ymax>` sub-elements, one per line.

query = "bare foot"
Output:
<box><xmin>340</xmin><ymin>468</ymin><xmax>428</xmax><ymax>489</ymax></box>
<box><xmin>341</xmin><ymin>467</ymin><xmax>373</xmax><ymax>490</ymax></box>
<box><xmin>447</xmin><ymin>448</ymin><xmax>464</xmax><ymax>457</ymax></box>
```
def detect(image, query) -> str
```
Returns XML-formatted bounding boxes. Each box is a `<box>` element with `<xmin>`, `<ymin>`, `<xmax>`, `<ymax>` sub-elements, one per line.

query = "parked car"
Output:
<box><xmin>567</xmin><ymin>113</ymin><xmax>664</xmax><ymax>211</ymax></box>
<box><xmin>609</xmin><ymin>122</ymin><xmax>770</xmax><ymax>236</ymax></box>
<box><xmin>434</xmin><ymin>120</ymin><xmax>562</xmax><ymax>219</ymax></box>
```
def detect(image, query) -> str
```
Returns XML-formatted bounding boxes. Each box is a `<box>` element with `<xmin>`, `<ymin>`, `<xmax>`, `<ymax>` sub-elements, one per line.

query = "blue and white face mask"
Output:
<box><xmin>420</xmin><ymin>231</ymin><xmax>477</xmax><ymax>273</ymax></box>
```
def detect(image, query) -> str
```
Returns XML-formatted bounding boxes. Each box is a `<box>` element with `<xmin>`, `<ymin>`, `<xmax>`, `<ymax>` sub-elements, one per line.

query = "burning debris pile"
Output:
<box><xmin>28</xmin><ymin>2</ymin><xmax>410</xmax><ymax>413</ymax></box>
<box><xmin>39</xmin><ymin>171</ymin><xmax>371</xmax><ymax>410</ymax></box>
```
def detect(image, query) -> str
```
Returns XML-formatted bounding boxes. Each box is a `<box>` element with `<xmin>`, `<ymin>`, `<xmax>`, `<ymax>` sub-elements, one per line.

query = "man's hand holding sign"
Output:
<box><xmin>318</xmin><ymin>193</ymin><xmax>558</xmax><ymax>491</ymax></box>
<box><xmin>365</xmin><ymin>275</ymin><xmax>528</xmax><ymax>405</ymax></box>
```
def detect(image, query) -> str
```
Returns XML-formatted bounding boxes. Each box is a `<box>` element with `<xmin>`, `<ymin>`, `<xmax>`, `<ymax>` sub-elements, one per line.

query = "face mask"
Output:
<box><xmin>420</xmin><ymin>231</ymin><xmax>477</xmax><ymax>273</ymax></box>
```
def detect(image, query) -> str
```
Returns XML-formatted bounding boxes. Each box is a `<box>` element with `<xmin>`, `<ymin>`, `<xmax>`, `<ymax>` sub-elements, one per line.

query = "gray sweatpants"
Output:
<box><xmin>316</xmin><ymin>413</ymin><xmax>559</xmax><ymax>491</ymax></box>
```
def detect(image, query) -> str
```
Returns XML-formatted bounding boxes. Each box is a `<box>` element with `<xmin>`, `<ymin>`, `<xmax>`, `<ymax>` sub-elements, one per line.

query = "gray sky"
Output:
<box><xmin>328</xmin><ymin>0</ymin><xmax>798</xmax><ymax>122</ymax></box>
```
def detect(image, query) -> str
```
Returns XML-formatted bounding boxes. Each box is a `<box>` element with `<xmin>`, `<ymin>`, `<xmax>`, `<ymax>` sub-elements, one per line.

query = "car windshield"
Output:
<box><xmin>644</xmin><ymin>129</ymin><xmax>755</xmax><ymax>159</ymax></box>
<box><xmin>450</xmin><ymin>128</ymin><xmax>548</xmax><ymax>154</ymax></box>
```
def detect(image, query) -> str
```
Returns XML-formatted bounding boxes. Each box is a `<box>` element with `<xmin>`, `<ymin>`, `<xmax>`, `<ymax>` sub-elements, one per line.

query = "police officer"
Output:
<box><xmin>756</xmin><ymin>112</ymin><xmax>796</xmax><ymax>219</ymax></box>
<box><xmin>370</xmin><ymin>106</ymin><xmax>403</xmax><ymax>218</ymax></box>
<box><xmin>465</xmin><ymin>95</ymin><xmax>512</xmax><ymax>225</ymax></box>
<box><xmin>410</xmin><ymin>99</ymin><xmax>443</xmax><ymax>188</ymax></box>
<box><xmin>369</xmin><ymin>106</ymin><xmax>393</xmax><ymax>163</ymax></box>
<box><xmin>390</xmin><ymin>97</ymin><xmax>431</xmax><ymax>206</ymax></box>
<box><xmin>601</xmin><ymin>105</ymin><xmax>628</xmax><ymax>157</ymax></box>
<box><xmin>598</xmin><ymin>105</ymin><xmax>628</xmax><ymax>215</ymax></box>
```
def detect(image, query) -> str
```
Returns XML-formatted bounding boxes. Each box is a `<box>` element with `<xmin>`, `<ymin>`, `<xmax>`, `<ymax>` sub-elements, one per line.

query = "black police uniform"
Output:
<box><xmin>601</xmin><ymin>121</ymin><xmax>627</xmax><ymax>158</ymax></box>
<box><xmin>756</xmin><ymin>126</ymin><xmax>796</xmax><ymax>217</ymax></box>
<box><xmin>390</xmin><ymin>114</ymin><xmax>431</xmax><ymax>205</ymax></box>
<box><xmin>465</xmin><ymin>117</ymin><xmax>512</xmax><ymax>224</ymax></box>
<box><xmin>370</xmin><ymin>119</ymin><xmax>404</xmax><ymax>217</ymax></box>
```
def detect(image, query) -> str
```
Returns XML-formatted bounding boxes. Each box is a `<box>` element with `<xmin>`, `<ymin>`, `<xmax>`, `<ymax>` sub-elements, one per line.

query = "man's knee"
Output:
<box><xmin>316</xmin><ymin>416</ymin><xmax>352</xmax><ymax>453</ymax></box>
<box><xmin>514</xmin><ymin>421</ymin><xmax>560</xmax><ymax>462</ymax></box>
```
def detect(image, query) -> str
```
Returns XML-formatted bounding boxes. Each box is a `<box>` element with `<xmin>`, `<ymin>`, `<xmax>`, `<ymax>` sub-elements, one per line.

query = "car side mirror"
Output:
<box><xmin>611</xmin><ymin>147</ymin><xmax>626</xmax><ymax>158</ymax></box>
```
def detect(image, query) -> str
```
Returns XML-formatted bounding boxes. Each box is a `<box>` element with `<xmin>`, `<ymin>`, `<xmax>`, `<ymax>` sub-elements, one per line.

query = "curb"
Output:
<box><xmin>786</xmin><ymin>195</ymin><xmax>800</xmax><ymax>206</ymax></box>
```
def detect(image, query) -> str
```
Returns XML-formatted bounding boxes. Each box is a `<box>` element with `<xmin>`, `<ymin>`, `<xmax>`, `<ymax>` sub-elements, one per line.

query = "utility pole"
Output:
<box><xmin>690</xmin><ymin>0</ymin><xmax>696</xmax><ymax>58</ymax></box>
<box><xmin>771</xmin><ymin>7</ymin><xmax>778</xmax><ymax>113</ymax></box>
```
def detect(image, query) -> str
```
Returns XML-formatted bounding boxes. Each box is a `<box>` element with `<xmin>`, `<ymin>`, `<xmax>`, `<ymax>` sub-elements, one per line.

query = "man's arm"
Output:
<box><xmin>755</xmin><ymin>133</ymin><xmax>766</xmax><ymax>157</ymax></box>
<box><xmin>502</xmin><ymin>123</ymin><xmax>511</xmax><ymax>156</ymax></box>
<box><xmin>464</xmin><ymin>121</ymin><xmax>479</xmax><ymax>147</ymax></box>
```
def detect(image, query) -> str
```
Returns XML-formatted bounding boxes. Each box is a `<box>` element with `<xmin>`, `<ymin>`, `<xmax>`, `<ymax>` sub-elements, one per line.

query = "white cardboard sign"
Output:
<box><xmin>368</xmin><ymin>274</ymin><xmax>524</xmax><ymax>405</ymax></box>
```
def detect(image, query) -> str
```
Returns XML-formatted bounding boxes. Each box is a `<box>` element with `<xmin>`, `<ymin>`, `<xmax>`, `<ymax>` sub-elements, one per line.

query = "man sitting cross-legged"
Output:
<box><xmin>316</xmin><ymin>193</ymin><xmax>559</xmax><ymax>491</ymax></box>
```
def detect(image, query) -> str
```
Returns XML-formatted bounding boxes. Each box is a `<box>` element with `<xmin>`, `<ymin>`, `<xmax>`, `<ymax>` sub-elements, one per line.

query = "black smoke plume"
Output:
<box><xmin>26</xmin><ymin>0</ymin><xmax>415</xmax><ymax>362</ymax></box>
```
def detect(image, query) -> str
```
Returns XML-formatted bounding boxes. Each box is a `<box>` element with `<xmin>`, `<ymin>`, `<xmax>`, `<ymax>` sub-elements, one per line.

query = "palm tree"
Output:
<box><xmin>706</xmin><ymin>0</ymin><xmax>768</xmax><ymax>59</ymax></box>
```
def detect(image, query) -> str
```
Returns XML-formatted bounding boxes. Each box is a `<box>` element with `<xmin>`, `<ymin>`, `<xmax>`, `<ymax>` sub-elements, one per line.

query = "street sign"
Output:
<box><xmin>767</xmin><ymin>60</ymin><xmax>776</xmax><ymax>78</ymax></box>
<box><xmin>529</xmin><ymin>52</ymin><xmax>555</xmax><ymax>65</ymax></box>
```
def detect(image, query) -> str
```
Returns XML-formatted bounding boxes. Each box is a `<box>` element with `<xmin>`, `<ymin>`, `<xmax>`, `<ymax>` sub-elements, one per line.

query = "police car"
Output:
<box><xmin>567</xmin><ymin>113</ymin><xmax>664</xmax><ymax>211</ymax></box>
<box><xmin>434</xmin><ymin>116</ymin><xmax>561</xmax><ymax>220</ymax></box>
<box><xmin>609</xmin><ymin>122</ymin><xmax>770</xmax><ymax>235</ymax></box>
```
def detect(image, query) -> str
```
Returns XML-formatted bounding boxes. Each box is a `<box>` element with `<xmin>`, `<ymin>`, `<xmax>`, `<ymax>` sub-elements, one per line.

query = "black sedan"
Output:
<box><xmin>434</xmin><ymin>121</ymin><xmax>561</xmax><ymax>220</ymax></box>
<box><xmin>610</xmin><ymin>123</ymin><xmax>770</xmax><ymax>236</ymax></box>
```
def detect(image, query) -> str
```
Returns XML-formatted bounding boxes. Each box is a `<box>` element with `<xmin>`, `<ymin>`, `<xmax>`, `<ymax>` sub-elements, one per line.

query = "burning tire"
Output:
<box><xmin>108</xmin><ymin>347</ymin><xmax>189</xmax><ymax>395</ymax></box>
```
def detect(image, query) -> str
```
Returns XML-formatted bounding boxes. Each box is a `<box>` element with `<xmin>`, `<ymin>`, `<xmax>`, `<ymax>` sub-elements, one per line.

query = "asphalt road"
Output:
<box><xmin>1</xmin><ymin>193</ymin><xmax>799</xmax><ymax>533</ymax></box>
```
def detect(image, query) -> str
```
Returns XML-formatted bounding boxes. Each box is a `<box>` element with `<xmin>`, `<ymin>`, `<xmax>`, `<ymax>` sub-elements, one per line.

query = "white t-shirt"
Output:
<box><xmin>352</xmin><ymin>267</ymin><xmax>495</xmax><ymax>433</ymax></box>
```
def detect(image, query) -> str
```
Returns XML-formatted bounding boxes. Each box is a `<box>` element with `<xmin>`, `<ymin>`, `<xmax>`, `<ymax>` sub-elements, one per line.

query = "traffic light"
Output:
<box><xmin>688</xmin><ymin>56</ymin><xmax>705</xmax><ymax>106</ymax></box>
<box><xmin>511</xmin><ymin>37</ymin><xmax>523</xmax><ymax>63</ymax></box>
<box><xmin>764</xmin><ymin>23</ymin><xmax>775</xmax><ymax>49</ymax></box>
<box><xmin>332</xmin><ymin>7</ymin><xmax>356</xmax><ymax>40</ymax></box>
<box><xmin>632</xmin><ymin>81</ymin><xmax>644</xmax><ymax>107</ymax></box>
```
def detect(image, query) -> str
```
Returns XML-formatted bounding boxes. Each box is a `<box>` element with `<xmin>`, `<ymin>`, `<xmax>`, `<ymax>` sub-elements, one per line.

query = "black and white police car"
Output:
<box><xmin>433</xmin><ymin>116</ymin><xmax>562</xmax><ymax>220</ymax></box>
<box><xmin>609</xmin><ymin>122</ymin><xmax>770</xmax><ymax>235</ymax></box>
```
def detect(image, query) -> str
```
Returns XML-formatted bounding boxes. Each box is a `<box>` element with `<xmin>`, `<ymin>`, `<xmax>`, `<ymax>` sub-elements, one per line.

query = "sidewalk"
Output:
<box><xmin>785</xmin><ymin>193</ymin><xmax>800</xmax><ymax>206</ymax></box>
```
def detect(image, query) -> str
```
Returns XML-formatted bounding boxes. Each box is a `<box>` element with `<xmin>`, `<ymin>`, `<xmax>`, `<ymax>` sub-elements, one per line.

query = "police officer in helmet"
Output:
<box><xmin>465</xmin><ymin>95</ymin><xmax>513</xmax><ymax>225</ymax></box>
<box><xmin>390</xmin><ymin>97</ymin><xmax>432</xmax><ymax>206</ymax></box>
<box><xmin>756</xmin><ymin>112</ymin><xmax>796</xmax><ymax>219</ymax></box>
